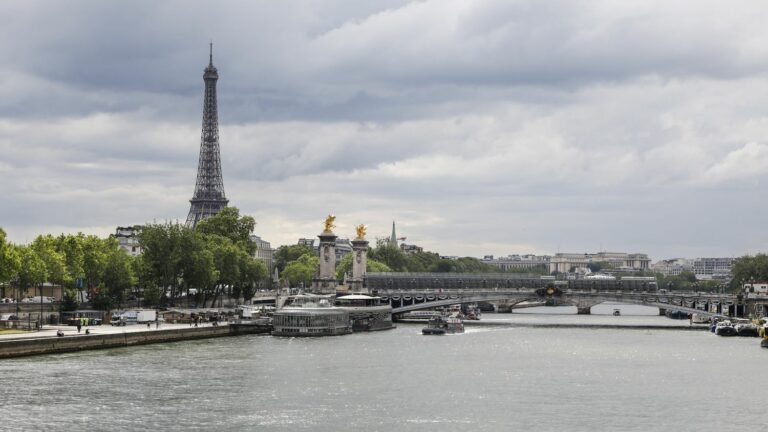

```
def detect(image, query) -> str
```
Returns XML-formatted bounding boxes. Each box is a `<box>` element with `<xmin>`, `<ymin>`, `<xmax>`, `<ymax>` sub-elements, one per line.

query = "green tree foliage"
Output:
<box><xmin>17</xmin><ymin>246</ymin><xmax>47</xmax><ymax>292</ymax></box>
<box><xmin>31</xmin><ymin>234</ymin><xmax>68</xmax><ymax>286</ymax></box>
<box><xmin>95</xmin><ymin>248</ymin><xmax>135</xmax><ymax>310</ymax></box>
<box><xmin>367</xmin><ymin>240</ymin><xmax>497</xmax><ymax>273</ymax></box>
<box><xmin>368</xmin><ymin>239</ymin><xmax>410</xmax><ymax>271</ymax></box>
<box><xmin>587</xmin><ymin>261</ymin><xmax>613</xmax><ymax>272</ymax></box>
<box><xmin>282</xmin><ymin>253</ymin><xmax>319</xmax><ymax>287</ymax></box>
<box><xmin>195</xmin><ymin>207</ymin><xmax>257</xmax><ymax>254</ymax></box>
<box><xmin>274</xmin><ymin>244</ymin><xmax>316</xmax><ymax>272</ymax></box>
<box><xmin>731</xmin><ymin>254</ymin><xmax>768</xmax><ymax>292</ymax></box>
<box><xmin>335</xmin><ymin>253</ymin><xmax>392</xmax><ymax>280</ymax></box>
<box><xmin>136</xmin><ymin>208</ymin><xmax>266</xmax><ymax>307</ymax></box>
<box><xmin>0</xmin><ymin>228</ymin><xmax>21</xmax><ymax>284</ymax></box>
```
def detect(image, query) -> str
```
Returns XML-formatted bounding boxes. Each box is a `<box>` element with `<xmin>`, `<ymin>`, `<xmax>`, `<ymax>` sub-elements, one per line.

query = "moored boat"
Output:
<box><xmin>734</xmin><ymin>320</ymin><xmax>760</xmax><ymax>337</ymax></box>
<box><xmin>422</xmin><ymin>316</ymin><xmax>464</xmax><ymax>335</ymax></box>
<box><xmin>715</xmin><ymin>320</ymin><xmax>737</xmax><ymax>336</ymax></box>
<box><xmin>272</xmin><ymin>294</ymin><xmax>352</xmax><ymax>337</ymax></box>
<box><xmin>334</xmin><ymin>293</ymin><xmax>394</xmax><ymax>332</ymax></box>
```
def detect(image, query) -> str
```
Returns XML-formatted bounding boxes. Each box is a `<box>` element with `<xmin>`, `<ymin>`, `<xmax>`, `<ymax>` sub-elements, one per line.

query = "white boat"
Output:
<box><xmin>334</xmin><ymin>294</ymin><xmax>394</xmax><ymax>332</ymax></box>
<box><xmin>271</xmin><ymin>294</ymin><xmax>351</xmax><ymax>337</ymax></box>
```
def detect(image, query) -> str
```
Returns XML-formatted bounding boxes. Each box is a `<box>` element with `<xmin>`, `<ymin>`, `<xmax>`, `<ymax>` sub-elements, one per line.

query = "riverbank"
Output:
<box><xmin>397</xmin><ymin>319</ymin><xmax>710</xmax><ymax>330</ymax></box>
<box><xmin>0</xmin><ymin>322</ymin><xmax>270</xmax><ymax>359</ymax></box>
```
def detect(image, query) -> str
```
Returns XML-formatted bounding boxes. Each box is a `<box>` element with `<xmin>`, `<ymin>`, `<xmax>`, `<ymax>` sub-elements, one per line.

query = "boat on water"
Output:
<box><xmin>715</xmin><ymin>320</ymin><xmax>738</xmax><ymax>336</ymax></box>
<box><xmin>334</xmin><ymin>293</ymin><xmax>394</xmax><ymax>332</ymax></box>
<box><xmin>422</xmin><ymin>316</ymin><xmax>464</xmax><ymax>335</ymax></box>
<box><xmin>465</xmin><ymin>304</ymin><xmax>482</xmax><ymax>320</ymax></box>
<box><xmin>734</xmin><ymin>320</ymin><xmax>760</xmax><ymax>337</ymax></box>
<box><xmin>271</xmin><ymin>294</ymin><xmax>352</xmax><ymax>337</ymax></box>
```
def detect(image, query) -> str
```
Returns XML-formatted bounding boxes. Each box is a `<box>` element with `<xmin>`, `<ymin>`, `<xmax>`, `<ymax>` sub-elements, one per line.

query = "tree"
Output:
<box><xmin>96</xmin><ymin>249</ymin><xmax>135</xmax><ymax>310</ymax></box>
<box><xmin>236</xmin><ymin>251</ymin><xmax>268</xmax><ymax>302</ymax></box>
<box><xmin>195</xmin><ymin>207</ymin><xmax>257</xmax><ymax>254</ymax></box>
<box><xmin>369</xmin><ymin>239</ymin><xmax>409</xmax><ymax>272</ymax></box>
<box><xmin>274</xmin><ymin>244</ymin><xmax>316</xmax><ymax>272</ymax></box>
<box><xmin>731</xmin><ymin>254</ymin><xmax>768</xmax><ymax>292</ymax></box>
<box><xmin>17</xmin><ymin>246</ymin><xmax>47</xmax><ymax>295</ymax></box>
<box><xmin>31</xmin><ymin>234</ymin><xmax>68</xmax><ymax>288</ymax></box>
<box><xmin>282</xmin><ymin>253</ymin><xmax>319</xmax><ymax>287</ymax></box>
<box><xmin>335</xmin><ymin>253</ymin><xmax>392</xmax><ymax>280</ymax></box>
<box><xmin>0</xmin><ymin>228</ymin><xmax>21</xmax><ymax>286</ymax></box>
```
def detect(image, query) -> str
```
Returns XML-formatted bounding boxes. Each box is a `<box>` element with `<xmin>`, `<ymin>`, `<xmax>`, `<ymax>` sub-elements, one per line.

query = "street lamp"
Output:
<box><xmin>14</xmin><ymin>276</ymin><xmax>20</xmax><ymax>317</ymax></box>
<box><xmin>39</xmin><ymin>283</ymin><xmax>44</xmax><ymax>331</ymax></box>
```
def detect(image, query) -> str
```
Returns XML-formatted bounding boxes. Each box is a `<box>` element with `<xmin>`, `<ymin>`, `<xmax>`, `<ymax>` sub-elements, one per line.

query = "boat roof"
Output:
<box><xmin>337</xmin><ymin>294</ymin><xmax>380</xmax><ymax>300</ymax></box>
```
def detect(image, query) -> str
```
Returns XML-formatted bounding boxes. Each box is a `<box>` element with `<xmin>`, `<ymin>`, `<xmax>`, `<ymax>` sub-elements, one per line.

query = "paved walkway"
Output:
<box><xmin>0</xmin><ymin>322</ymin><xmax>221</xmax><ymax>342</ymax></box>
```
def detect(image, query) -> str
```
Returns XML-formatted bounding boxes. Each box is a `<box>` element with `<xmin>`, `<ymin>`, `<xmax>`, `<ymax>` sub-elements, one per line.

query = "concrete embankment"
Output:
<box><xmin>0</xmin><ymin>324</ymin><xmax>270</xmax><ymax>359</ymax></box>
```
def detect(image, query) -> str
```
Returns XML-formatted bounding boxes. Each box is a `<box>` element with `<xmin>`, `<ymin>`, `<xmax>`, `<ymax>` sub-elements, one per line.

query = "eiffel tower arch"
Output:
<box><xmin>186</xmin><ymin>43</ymin><xmax>229</xmax><ymax>227</ymax></box>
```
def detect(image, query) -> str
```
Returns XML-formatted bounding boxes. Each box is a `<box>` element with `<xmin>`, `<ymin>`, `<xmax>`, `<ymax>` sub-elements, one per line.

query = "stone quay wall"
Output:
<box><xmin>0</xmin><ymin>324</ymin><xmax>269</xmax><ymax>359</ymax></box>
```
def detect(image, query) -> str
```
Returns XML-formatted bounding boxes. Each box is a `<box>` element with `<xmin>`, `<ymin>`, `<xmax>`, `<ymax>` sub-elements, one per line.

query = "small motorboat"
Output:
<box><xmin>735</xmin><ymin>321</ymin><xmax>760</xmax><ymax>337</ymax></box>
<box><xmin>715</xmin><ymin>320</ymin><xmax>737</xmax><ymax>336</ymax></box>
<box><xmin>422</xmin><ymin>316</ymin><xmax>464</xmax><ymax>335</ymax></box>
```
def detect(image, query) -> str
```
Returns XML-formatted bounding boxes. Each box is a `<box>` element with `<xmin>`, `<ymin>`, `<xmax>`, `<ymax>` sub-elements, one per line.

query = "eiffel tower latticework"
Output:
<box><xmin>186</xmin><ymin>44</ymin><xmax>228</xmax><ymax>227</ymax></box>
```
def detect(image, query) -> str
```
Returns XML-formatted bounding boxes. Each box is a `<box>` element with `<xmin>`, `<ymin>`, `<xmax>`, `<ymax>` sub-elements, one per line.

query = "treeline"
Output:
<box><xmin>0</xmin><ymin>207</ymin><xmax>267</xmax><ymax>310</ymax></box>
<box><xmin>272</xmin><ymin>238</ymin><xmax>520</xmax><ymax>287</ymax></box>
<box><xmin>0</xmin><ymin>228</ymin><xmax>133</xmax><ymax>310</ymax></box>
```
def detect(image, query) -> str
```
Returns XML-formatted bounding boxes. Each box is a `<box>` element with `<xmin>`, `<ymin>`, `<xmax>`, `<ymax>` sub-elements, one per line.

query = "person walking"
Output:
<box><xmin>76</xmin><ymin>321</ymin><xmax>82</xmax><ymax>334</ymax></box>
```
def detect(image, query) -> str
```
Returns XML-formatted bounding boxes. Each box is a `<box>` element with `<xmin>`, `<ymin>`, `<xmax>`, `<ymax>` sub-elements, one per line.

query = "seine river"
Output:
<box><xmin>2</xmin><ymin>305</ymin><xmax>765</xmax><ymax>431</ymax></box>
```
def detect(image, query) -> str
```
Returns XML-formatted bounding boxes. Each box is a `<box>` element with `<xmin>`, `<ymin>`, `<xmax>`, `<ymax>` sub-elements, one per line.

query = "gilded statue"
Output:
<box><xmin>323</xmin><ymin>214</ymin><xmax>336</xmax><ymax>232</ymax></box>
<box><xmin>355</xmin><ymin>224</ymin><xmax>367</xmax><ymax>240</ymax></box>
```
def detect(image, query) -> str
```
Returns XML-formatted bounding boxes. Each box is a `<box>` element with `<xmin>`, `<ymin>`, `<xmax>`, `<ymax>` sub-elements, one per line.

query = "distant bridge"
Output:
<box><xmin>364</xmin><ymin>273</ymin><xmax>755</xmax><ymax>317</ymax></box>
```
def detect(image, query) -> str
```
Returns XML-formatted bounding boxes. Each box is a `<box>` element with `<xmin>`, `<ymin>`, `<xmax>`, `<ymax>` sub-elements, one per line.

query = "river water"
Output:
<box><xmin>2</xmin><ymin>305</ymin><xmax>765</xmax><ymax>431</ymax></box>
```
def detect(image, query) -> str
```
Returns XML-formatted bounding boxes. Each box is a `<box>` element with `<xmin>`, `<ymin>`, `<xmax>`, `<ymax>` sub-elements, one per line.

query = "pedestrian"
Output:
<box><xmin>76</xmin><ymin>322</ymin><xmax>81</xmax><ymax>334</ymax></box>
<box><xmin>688</xmin><ymin>313</ymin><xmax>693</xmax><ymax>326</ymax></box>
<box><xmin>155</xmin><ymin>318</ymin><xmax>159</xmax><ymax>329</ymax></box>
<box><xmin>146</xmin><ymin>321</ymin><xmax>150</xmax><ymax>329</ymax></box>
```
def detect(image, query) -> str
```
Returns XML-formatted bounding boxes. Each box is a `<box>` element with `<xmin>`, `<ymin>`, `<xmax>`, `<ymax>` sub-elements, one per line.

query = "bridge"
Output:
<box><xmin>364</xmin><ymin>272</ymin><xmax>757</xmax><ymax>317</ymax></box>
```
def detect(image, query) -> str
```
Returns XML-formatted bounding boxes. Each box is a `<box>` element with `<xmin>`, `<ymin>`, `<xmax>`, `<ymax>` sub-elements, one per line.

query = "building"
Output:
<box><xmin>693</xmin><ymin>257</ymin><xmax>734</xmax><ymax>280</ymax></box>
<box><xmin>251</xmin><ymin>235</ymin><xmax>275</xmax><ymax>274</ymax></box>
<box><xmin>298</xmin><ymin>238</ymin><xmax>316</xmax><ymax>248</ymax></box>
<box><xmin>115</xmin><ymin>226</ymin><xmax>142</xmax><ymax>256</ymax></box>
<box><xmin>400</xmin><ymin>243</ymin><xmax>423</xmax><ymax>255</ymax></box>
<box><xmin>482</xmin><ymin>254</ymin><xmax>550</xmax><ymax>271</ymax></box>
<box><xmin>650</xmin><ymin>258</ymin><xmax>694</xmax><ymax>277</ymax></box>
<box><xmin>186</xmin><ymin>44</ymin><xmax>229</xmax><ymax>227</ymax></box>
<box><xmin>549</xmin><ymin>252</ymin><xmax>651</xmax><ymax>274</ymax></box>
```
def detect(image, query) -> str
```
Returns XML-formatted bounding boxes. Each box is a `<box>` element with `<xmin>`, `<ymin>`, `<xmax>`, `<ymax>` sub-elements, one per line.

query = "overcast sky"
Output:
<box><xmin>2</xmin><ymin>0</ymin><xmax>768</xmax><ymax>260</ymax></box>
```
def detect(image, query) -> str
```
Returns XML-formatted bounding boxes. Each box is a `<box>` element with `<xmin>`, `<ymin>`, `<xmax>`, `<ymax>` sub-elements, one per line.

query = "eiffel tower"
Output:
<box><xmin>186</xmin><ymin>44</ymin><xmax>228</xmax><ymax>227</ymax></box>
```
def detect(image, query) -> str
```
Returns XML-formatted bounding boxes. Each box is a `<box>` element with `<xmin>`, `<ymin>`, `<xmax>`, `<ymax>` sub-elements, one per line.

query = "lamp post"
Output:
<box><xmin>14</xmin><ymin>276</ymin><xmax>20</xmax><ymax>317</ymax></box>
<box><xmin>39</xmin><ymin>283</ymin><xmax>44</xmax><ymax>331</ymax></box>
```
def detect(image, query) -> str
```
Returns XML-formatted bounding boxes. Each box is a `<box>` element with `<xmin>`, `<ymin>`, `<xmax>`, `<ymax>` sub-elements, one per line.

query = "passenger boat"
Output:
<box><xmin>271</xmin><ymin>294</ymin><xmax>351</xmax><ymax>337</ymax></box>
<box><xmin>334</xmin><ymin>293</ymin><xmax>394</xmax><ymax>332</ymax></box>
<box><xmin>422</xmin><ymin>316</ymin><xmax>464</xmax><ymax>335</ymax></box>
<box><xmin>715</xmin><ymin>320</ymin><xmax>737</xmax><ymax>336</ymax></box>
<box><xmin>736</xmin><ymin>322</ymin><xmax>759</xmax><ymax>337</ymax></box>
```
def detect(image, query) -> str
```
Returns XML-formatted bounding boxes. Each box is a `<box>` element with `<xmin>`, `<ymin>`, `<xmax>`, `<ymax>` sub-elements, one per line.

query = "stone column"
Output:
<box><xmin>311</xmin><ymin>230</ymin><xmax>338</xmax><ymax>294</ymax></box>
<box><xmin>349</xmin><ymin>238</ymin><xmax>369</xmax><ymax>293</ymax></box>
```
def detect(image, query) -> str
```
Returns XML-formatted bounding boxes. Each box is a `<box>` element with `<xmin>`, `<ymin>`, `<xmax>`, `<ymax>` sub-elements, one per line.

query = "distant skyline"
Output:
<box><xmin>3</xmin><ymin>1</ymin><xmax>768</xmax><ymax>259</ymax></box>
